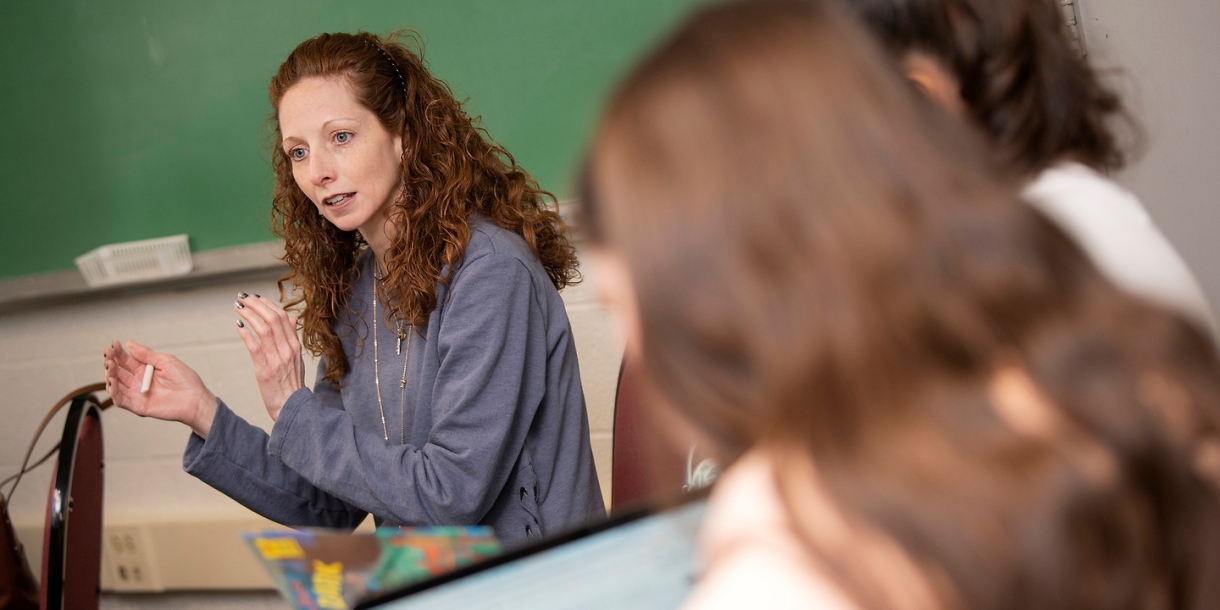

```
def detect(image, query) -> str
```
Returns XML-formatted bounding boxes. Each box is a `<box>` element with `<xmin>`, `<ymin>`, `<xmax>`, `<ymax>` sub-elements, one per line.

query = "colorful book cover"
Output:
<box><xmin>243</xmin><ymin>526</ymin><xmax>500</xmax><ymax>610</ymax></box>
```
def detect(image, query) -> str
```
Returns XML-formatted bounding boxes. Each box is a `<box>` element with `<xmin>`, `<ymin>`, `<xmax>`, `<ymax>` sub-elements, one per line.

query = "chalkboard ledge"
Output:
<box><xmin>0</xmin><ymin>241</ymin><xmax>288</xmax><ymax>314</ymax></box>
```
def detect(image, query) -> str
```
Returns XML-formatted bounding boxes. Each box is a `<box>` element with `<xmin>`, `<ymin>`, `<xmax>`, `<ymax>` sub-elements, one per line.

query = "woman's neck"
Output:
<box><xmin>361</xmin><ymin>218</ymin><xmax>395</xmax><ymax>274</ymax></box>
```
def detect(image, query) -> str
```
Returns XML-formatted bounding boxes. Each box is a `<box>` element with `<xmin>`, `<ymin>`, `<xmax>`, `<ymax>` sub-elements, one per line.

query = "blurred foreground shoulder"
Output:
<box><xmin>683</xmin><ymin>452</ymin><xmax>857</xmax><ymax>610</ymax></box>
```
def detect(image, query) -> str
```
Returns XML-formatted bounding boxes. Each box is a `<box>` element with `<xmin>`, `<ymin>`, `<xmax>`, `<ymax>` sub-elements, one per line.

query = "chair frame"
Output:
<box><xmin>41</xmin><ymin>393</ymin><xmax>104</xmax><ymax>610</ymax></box>
<box><xmin>610</xmin><ymin>359</ymin><xmax>687</xmax><ymax>513</ymax></box>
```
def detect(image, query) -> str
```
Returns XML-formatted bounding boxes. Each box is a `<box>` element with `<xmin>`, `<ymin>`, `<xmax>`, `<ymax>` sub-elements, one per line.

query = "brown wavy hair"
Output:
<box><xmin>580</xmin><ymin>1</ymin><xmax>1220</xmax><ymax>608</ymax></box>
<box><xmin>846</xmin><ymin>0</ymin><xmax>1133</xmax><ymax>176</ymax></box>
<box><xmin>268</xmin><ymin>31</ymin><xmax>579</xmax><ymax>384</ymax></box>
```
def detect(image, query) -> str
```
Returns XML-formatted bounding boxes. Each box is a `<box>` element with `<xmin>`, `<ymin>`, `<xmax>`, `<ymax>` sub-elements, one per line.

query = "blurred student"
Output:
<box><xmin>579</xmin><ymin>1</ymin><xmax>1220</xmax><ymax>608</ymax></box>
<box><xmin>847</xmin><ymin>0</ymin><xmax>1217</xmax><ymax>335</ymax></box>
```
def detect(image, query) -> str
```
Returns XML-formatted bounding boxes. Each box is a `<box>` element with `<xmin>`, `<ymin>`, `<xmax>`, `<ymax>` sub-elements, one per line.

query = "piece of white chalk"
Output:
<box><xmin>140</xmin><ymin>364</ymin><xmax>155</xmax><ymax>393</ymax></box>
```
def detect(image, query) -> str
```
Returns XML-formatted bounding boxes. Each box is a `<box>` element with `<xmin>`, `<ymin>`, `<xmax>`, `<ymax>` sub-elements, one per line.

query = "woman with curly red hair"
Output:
<box><xmin>103</xmin><ymin>31</ymin><xmax>603</xmax><ymax>548</ymax></box>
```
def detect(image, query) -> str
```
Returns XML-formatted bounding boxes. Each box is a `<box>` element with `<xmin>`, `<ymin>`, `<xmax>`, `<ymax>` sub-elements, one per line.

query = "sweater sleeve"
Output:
<box><xmin>267</xmin><ymin>252</ymin><xmax>548</xmax><ymax>526</ymax></box>
<box><xmin>182</xmin><ymin>397</ymin><xmax>367</xmax><ymax>528</ymax></box>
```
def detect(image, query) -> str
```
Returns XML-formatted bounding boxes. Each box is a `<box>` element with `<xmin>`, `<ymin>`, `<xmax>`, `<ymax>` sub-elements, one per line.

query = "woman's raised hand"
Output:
<box><xmin>234</xmin><ymin>293</ymin><xmax>305</xmax><ymax>422</ymax></box>
<box><xmin>103</xmin><ymin>340</ymin><xmax>218</xmax><ymax>439</ymax></box>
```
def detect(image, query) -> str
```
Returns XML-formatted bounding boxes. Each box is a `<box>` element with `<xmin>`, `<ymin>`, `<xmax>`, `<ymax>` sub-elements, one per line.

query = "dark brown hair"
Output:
<box><xmin>846</xmin><ymin>0</ymin><xmax>1132</xmax><ymax>176</ymax></box>
<box><xmin>268</xmin><ymin>31</ymin><xmax>579</xmax><ymax>384</ymax></box>
<box><xmin>580</xmin><ymin>1</ymin><xmax>1220</xmax><ymax>608</ymax></box>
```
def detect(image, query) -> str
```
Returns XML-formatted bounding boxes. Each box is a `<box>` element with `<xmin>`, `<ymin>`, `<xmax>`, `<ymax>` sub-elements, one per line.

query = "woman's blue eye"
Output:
<box><xmin>290</xmin><ymin>148</ymin><xmax>307</xmax><ymax>161</ymax></box>
<box><xmin>335</xmin><ymin>132</ymin><xmax>352</xmax><ymax>144</ymax></box>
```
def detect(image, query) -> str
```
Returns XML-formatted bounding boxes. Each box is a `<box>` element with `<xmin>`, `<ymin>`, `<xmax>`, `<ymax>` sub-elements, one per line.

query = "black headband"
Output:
<box><xmin>376</xmin><ymin>45</ymin><xmax>406</xmax><ymax>91</ymax></box>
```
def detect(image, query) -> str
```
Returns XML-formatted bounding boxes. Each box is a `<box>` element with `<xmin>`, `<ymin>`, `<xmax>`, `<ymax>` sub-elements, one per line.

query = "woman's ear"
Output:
<box><xmin>902</xmin><ymin>52</ymin><xmax>967</xmax><ymax>117</ymax></box>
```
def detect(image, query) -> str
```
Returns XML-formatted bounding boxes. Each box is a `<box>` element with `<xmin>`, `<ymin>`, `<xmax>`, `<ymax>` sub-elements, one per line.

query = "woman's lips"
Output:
<box><xmin>323</xmin><ymin>192</ymin><xmax>355</xmax><ymax>207</ymax></box>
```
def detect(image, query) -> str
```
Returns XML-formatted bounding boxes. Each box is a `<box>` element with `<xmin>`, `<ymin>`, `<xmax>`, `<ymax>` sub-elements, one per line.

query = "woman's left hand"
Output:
<box><xmin>234</xmin><ymin>293</ymin><xmax>305</xmax><ymax>421</ymax></box>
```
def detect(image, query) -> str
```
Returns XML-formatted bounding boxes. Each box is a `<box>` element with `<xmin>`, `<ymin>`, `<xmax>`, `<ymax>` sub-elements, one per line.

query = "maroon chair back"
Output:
<box><xmin>610</xmin><ymin>359</ymin><xmax>687</xmax><ymax>514</ymax></box>
<box><xmin>40</xmin><ymin>395</ymin><xmax>104</xmax><ymax>610</ymax></box>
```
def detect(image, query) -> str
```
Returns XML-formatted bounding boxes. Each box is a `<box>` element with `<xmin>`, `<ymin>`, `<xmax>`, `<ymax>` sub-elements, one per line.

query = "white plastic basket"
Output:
<box><xmin>74</xmin><ymin>234</ymin><xmax>193</xmax><ymax>288</ymax></box>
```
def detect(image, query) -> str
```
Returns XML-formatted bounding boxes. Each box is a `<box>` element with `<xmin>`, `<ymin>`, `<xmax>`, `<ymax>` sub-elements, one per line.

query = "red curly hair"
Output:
<box><xmin>268</xmin><ymin>31</ymin><xmax>579</xmax><ymax>385</ymax></box>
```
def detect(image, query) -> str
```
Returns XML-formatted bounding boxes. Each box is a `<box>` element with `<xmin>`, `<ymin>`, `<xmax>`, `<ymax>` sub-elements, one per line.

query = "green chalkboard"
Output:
<box><xmin>0</xmin><ymin>0</ymin><xmax>712</xmax><ymax>280</ymax></box>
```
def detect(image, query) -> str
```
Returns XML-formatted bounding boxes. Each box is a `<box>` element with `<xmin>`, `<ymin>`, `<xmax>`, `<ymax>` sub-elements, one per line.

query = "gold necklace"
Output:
<box><xmin>372</xmin><ymin>274</ymin><xmax>410</xmax><ymax>443</ymax></box>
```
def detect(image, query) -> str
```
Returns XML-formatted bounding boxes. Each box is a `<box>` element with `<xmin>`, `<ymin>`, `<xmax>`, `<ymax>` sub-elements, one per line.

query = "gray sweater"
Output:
<box><xmin>183</xmin><ymin>217</ymin><xmax>604</xmax><ymax>549</ymax></box>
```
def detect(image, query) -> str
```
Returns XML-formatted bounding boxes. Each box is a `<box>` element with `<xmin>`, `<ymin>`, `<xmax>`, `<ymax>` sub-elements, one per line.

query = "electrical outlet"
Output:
<box><xmin>101</xmin><ymin>524</ymin><xmax>164</xmax><ymax>592</ymax></box>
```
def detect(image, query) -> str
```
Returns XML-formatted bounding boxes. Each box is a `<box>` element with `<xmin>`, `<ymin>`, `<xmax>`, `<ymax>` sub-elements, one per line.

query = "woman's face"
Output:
<box><xmin>278</xmin><ymin>76</ymin><xmax>404</xmax><ymax>250</ymax></box>
<box><xmin>586</xmin><ymin>246</ymin><xmax>643</xmax><ymax>361</ymax></box>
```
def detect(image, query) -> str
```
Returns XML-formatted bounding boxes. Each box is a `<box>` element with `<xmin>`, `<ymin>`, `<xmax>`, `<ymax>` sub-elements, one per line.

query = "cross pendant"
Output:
<box><xmin>396</xmin><ymin>327</ymin><xmax>406</xmax><ymax>355</ymax></box>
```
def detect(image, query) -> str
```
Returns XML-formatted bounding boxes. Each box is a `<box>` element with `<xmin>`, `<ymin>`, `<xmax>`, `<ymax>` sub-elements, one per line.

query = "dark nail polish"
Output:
<box><xmin>237</xmin><ymin>319</ymin><xmax>245</xmax><ymax>328</ymax></box>
<box><xmin>253</xmin><ymin>293</ymin><xmax>261</xmax><ymax>298</ymax></box>
<box><xmin>238</xmin><ymin>292</ymin><xmax>249</xmax><ymax>298</ymax></box>
<box><xmin>236</xmin><ymin>301</ymin><xmax>245</xmax><ymax>309</ymax></box>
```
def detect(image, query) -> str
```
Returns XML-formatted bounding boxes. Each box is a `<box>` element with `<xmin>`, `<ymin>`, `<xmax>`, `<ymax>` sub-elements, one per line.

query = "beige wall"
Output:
<box><xmin>1078</xmin><ymin>0</ymin><xmax>1220</xmax><ymax>321</ymax></box>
